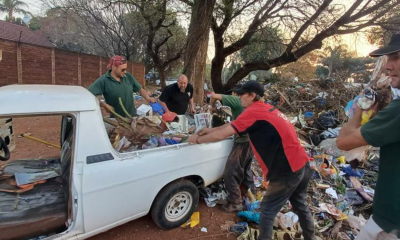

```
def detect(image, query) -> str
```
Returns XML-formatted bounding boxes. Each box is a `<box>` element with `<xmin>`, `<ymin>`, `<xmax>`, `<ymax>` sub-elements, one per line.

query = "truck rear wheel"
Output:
<box><xmin>151</xmin><ymin>179</ymin><xmax>199</xmax><ymax>230</ymax></box>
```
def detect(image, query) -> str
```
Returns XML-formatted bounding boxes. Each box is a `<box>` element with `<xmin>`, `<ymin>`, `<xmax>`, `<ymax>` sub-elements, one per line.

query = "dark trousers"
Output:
<box><xmin>258</xmin><ymin>164</ymin><xmax>315</xmax><ymax>240</ymax></box>
<box><xmin>223</xmin><ymin>141</ymin><xmax>254</xmax><ymax>204</ymax></box>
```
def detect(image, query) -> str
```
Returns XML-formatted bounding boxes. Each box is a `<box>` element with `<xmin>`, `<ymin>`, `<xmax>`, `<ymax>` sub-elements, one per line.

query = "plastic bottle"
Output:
<box><xmin>309</xmin><ymin>157</ymin><xmax>316</xmax><ymax>170</ymax></box>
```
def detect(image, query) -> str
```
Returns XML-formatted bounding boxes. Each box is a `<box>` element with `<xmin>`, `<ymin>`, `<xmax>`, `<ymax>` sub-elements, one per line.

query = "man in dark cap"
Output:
<box><xmin>337</xmin><ymin>33</ymin><xmax>400</xmax><ymax>240</ymax></box>
<box><xmin>188</xmin><ymin>80</ymin><xmax>316</xmax><ymax>240</ymax></box>
<box><xmin>209</xmin><ymin>84</ymin><xmax>254</xmax><ymax>213</ymax></box>
<box><xmin>89</xmin><ymin>55</ymin><xmax>155</xmax><ymax>117</ymax></box>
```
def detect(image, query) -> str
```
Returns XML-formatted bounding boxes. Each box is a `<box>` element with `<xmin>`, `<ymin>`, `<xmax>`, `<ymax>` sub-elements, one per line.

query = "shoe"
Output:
<box><xmin>220</xmin><ymin>202</ymin><xmax>244</xmax><ymax>213</ymax></box>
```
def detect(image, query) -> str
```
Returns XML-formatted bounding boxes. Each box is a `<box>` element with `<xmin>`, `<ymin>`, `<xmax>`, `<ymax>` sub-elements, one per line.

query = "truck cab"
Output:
<box><xmin>0</xmin><ymin>85</ymin><xmax>233</xmax><ymax>240</ymax></box>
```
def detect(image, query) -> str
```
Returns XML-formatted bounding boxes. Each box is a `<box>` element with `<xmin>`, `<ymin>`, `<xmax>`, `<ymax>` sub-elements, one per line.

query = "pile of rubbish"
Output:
<box><xmin>191</xmin><ymin>57</ymin><xmax>398</xmax><ymax>239</ymax></box>
<box><xmin>104</xmin><ymin>97</ymin><xmax>229</xmax><ymax>152</ymax></box>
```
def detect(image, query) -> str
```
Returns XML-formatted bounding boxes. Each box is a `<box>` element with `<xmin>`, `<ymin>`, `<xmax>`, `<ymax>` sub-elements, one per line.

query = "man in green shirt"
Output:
<box><xmin>337</xmin><ymin>34</ymin><xmax>400</xmax><ymax>239</ymax></box>
<box><xmin>89</xmin><ymin>55</ymin><xmax>155</xmax><ymax>117</ymax></box>
<box><xmin>210</xmin><ymin>86</ymin><xmax>254</xmax><ymax>212</ymax></box>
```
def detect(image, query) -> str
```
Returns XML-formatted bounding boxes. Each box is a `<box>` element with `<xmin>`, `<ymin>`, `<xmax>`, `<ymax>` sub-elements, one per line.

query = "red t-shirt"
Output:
<box><xmin>231</xmin><ymin>101</ymin><xmax>309</xmax><ymax>180</ymax></box>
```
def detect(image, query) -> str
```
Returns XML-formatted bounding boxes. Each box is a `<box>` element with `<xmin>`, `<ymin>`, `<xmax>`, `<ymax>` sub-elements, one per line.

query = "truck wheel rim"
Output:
<box><xmin>165</xmin><ymin>191</ymin><xmax>192</xmax><ymax>222</ymax></box>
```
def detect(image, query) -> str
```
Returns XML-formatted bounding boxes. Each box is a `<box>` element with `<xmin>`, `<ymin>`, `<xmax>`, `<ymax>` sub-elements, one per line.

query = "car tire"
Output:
<box><xmin>151</xmin><ymin>179</ymin><xmax>199</xmax><ymax>230</ymax></box>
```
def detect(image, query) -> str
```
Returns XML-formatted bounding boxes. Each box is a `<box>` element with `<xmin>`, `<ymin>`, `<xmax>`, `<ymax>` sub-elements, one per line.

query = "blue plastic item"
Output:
<box><xmin>165</xmin><ymin>138</ymin><xmax>179</xmax><ymax>145</ymax></box>
<box><xmin>342</xmin><ymin>165</ymin><xmax>364</xmax><ymax>178</ymax></box>
<box><xmin>237</xmin><ymin>211</ymin><xmax>260</xmax><ymax>224</ymax></box>
<box><xmin>158</xmin><ymin>136</ymin><xmax>167</xmax><ymax>146</ymax></box>
<box><xmin>304</xmin><ymin>111</ymin><xmax>314</xmax><ymax>119</ymax></box>
<box><xmin>243</xmin><ymin>197</ymin><xmax>251</xmax><ymax>211</ymax></box>
<box><xmin>229</xmin><ymin>222</ymin><xmax>248</xmax><ymax>234</ymax></box>
<box><xmin>250</xmin><ymin>201</ymin><xmax>261</xmax><ymax>211</ymax></box>
<box><xmin>142</xmin><ymin>136</ymin><xmax>159</xmax><ymax>149</ymax></box>
<box><xmin>150</xmin><ymin>102</ymin><xmax>166</xmax><ymax>115</ymax></box>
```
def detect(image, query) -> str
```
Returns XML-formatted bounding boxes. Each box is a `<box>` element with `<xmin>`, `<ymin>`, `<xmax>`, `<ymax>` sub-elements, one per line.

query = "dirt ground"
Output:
<box><xmin>1</xmin><ymin>116</ymin><xmax>241</xmax><ymax>240</ymax></box>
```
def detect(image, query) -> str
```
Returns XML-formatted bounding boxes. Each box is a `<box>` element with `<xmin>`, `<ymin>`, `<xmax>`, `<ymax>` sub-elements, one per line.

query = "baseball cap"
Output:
<box><xmin>227</xmin><ymin>84</ymin><xmax>243</xmax><ymax>93</ymax></box>
<box><xmin>369</xmin><ymin>33</ymin><xmax>400</xmax><ymax>57</ymax></box>
<box><xmin>107</xmin><ymin>55</ymin><xmax>127</xmax><ymax>69</ymax></box>
<box><xmin>233</xmin><ymin>80</ymin><xmax>265</xmax><ymax>97</ymax></box>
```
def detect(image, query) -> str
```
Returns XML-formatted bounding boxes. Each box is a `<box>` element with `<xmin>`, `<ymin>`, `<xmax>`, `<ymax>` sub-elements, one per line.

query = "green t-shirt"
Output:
<box><xmin>361</xmin><ymin>99</ymin><xmax>400</xmax><ymax>237</ymax></box>
<box><xmin>221</xmin><ymin>95</ymin><xmax>248</xmax><ymax>143</ymax></box>
<box><xmin>89</xmin><ymin>70</ymin><xmax>142</xmax><ymax>117</ymax></box>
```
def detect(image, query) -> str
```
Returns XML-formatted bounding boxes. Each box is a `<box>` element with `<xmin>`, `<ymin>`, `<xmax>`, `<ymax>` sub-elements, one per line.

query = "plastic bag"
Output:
<box><xmin>237</xmin><ymin>211</ymin><xmax>260</xmax><ymax>224</ymax></box>
<box><xmin>342</xmin><ymin>165</ymin><xmax>364</xmax><ymax>177</ymax></box>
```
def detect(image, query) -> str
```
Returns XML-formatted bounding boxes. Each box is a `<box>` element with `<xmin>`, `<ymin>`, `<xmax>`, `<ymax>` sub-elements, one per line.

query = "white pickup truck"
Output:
<box><xmin>0</xmin><ymin>85</ymin><xmax>233</xmax><ymax>240</ymax></box>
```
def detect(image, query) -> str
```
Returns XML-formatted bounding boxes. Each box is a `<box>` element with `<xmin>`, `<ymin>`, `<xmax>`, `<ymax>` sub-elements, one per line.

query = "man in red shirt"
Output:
<box><xmin>188</xmin><ymin>81</ymin><xmax>315</xmax><ymax>240</ymax></box>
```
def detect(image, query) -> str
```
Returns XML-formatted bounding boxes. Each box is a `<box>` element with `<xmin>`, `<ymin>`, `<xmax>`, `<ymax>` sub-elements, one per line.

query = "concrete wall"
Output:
<box><xmin>0</xmin><ymin>38</ymin><xmax>145</xmax><ymax>87</ymax></box>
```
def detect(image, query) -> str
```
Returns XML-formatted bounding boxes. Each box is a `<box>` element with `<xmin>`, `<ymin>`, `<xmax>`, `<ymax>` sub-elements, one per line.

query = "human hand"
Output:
<box><xmin>210</xmin><ymin>106</ymin><xmax>217</xmax><ymax>113</ymax></box>
<box><xmin>197</xmin><ymin>128</ymin><xmax>211</xmax><ymax>136</ymax></box>
<box><xmin>188</xmin><ymin>134</ymin><xmax>199</xmax><ymax>144</ymax></box>
<box><xmin>354</xmin><ymin>104</ymin><xmax>362</xmax><ymax>117</ymax></box>
<box><xmin>191</xmin><ymin>106</ymin><xmax>196</xmax><ymax>114</ymax></box>
<box><xmin>100</xmin><ymin>102</ymin><xmax>114</xmax><ymax>116</ymax></box>
<box><xmin>149</xmin><ymin>97</ymin><xmax>157</xmax><ymax>103</ymax></box>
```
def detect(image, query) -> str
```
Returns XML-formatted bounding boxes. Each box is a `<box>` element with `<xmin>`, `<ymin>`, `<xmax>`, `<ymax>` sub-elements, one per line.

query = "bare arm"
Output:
<box><xmin>159</xmin><ymin>100</ymin><xmax>170</xmax><ymax>112</ymax></box>
<box><xmin>188</xmin><ymin>123</ymin><xmax>235</xmax><ymax>144</ymax></box>
<box><xmin>337</xmin><ymin>106</ymin><xmax>368</xmax><ymax>150</ymax></box>
<box><xmin>94</xmin><ymin>95</ymin><xmax>114</xmax><ymax>116</ymax></box>
<box><xmin>211</xmin><ymin>92</ymin><xmax>223</xmax><ymax>101</ymax></box>
<box><xmin>139</xmin><ymin>88</ymin><xmax>156</xmax><ymax>103</ymax></box>
<box><xmin>189</xmin><ymin>98</ymin><xmax>195</xmax><ymax>113</ymax></box>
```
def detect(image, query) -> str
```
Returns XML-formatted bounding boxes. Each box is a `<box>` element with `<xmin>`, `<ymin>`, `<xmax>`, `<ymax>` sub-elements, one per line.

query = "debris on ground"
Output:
<box><xmin>193</xmin><ymin>77</ymin><xmax>387</xmax><ymax>239</ymax></box>
<box><xmin>117</xmin><ymin>62</ymin><xmax>391</xmax><ymax>239</ymax></box>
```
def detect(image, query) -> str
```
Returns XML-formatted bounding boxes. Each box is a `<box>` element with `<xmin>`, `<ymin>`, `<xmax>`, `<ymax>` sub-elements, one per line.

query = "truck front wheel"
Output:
<box><xmin>151</xmin><ymin>179</ymin><xmax>199</xmax><ymax>230</ymax></box>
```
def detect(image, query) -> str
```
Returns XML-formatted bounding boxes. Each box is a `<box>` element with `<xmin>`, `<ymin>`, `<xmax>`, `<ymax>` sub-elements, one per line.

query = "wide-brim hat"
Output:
<box><xmin>369</xmin><ymin>34</ymin><xmax>400</xmax><ymax>57</ymax></box>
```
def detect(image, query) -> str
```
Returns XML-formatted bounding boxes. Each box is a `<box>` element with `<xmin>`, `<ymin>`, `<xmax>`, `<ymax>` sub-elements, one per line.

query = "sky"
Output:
<box><xmin>1</xmin><ymin>0</ymin><xmax>379</xmax><ymax>58</ymax></box>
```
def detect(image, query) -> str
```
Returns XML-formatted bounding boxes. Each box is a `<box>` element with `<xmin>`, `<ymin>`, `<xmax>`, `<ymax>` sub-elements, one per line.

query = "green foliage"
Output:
<box><xmin>316</xmin><ymin>45</ymin><xmax>376</xmax><ymax>82</ymax></box>
<box><xmin>366</xmin><ymin>5</ymin><xmax>400</xmax><ymax>46</ymax></box>
<box><xmin>29</xmin><ymin>16</ymin><xmax>41</xmax><ymax>31</ymax></box>
<box><xmin>263</xmin><ymin>73</ymin><xmax>281</xmax><ymax>84</ymax></box>
<box><xmin>239</xmin><ymin>27</ymin><xmax>284</xmax><ymax>63</ymax></box>
<box><xmin>335</xmin><ymin>176</ymin><xmax>346</xmax><ymax>195</ymax></box>
<box><xmin>0</xmin><ymin>0</ymin><xmax>29</xmax><ymax>21</ymax></box>
<box><xmin>13</xmin><ymin>16</ymin><xmax>22</xmax><ymax>24</ymax></box>
<box><xmin>223</xmin><ymin>60</ymin><xmax>242</xmax><ymax>83</ymax></box>
<box><xmin>316</xmin><ymin>66</ymin><xmax>329</xmax><ymax>78</ymax></box>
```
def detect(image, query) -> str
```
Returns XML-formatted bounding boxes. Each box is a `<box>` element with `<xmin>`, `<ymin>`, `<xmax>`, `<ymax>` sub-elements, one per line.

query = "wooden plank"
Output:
<box><xmin>52</xmin><ymin>48</ymin><xmax>55</xmax><ymax>84</ymax></box>
<box><xmin>78</xmin><ymin>53</ymin><xmax>82</xmax><ymax>86</ymax></box>
<box><xmin>99</xmin><ymin>57</ymin><xmax>102</xmax><ymax>77</ymax></box>
<box><xmin>17</xmin><ymin>44</ymin><xmax>22</xmax><ymax>84</ymax></box>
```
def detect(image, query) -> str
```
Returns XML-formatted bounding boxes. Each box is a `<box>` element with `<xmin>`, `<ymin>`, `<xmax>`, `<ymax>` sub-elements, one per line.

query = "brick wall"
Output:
<box><xmin>0</xmin><ymin>39</ymin><xmax>18</xmax><ymax>86</ymax></box>
<box><xmin>21</xmin><ymin>44</ymin><xmax>52</xmax><ymax>84</ymax></box>
<box><xmin>55</xmin><ymin>49</ymin><xmax>79</xmax><ymax>85</ymax></box>
<box><xmin>81</xmin><ymin>54</ymin><xmax>100</xmax><ymax>88</ymax></box>
<box><xmin>0</xmin><ymin>38</ymin><xmax>145</xmax><ymax>88</ymax></box>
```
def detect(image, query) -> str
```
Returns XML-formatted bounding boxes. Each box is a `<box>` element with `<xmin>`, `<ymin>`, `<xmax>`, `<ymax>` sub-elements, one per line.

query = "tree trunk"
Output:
<box><xmin>9</xmin><ymin>10</ymin><xmax>13</xmax><ymax>22</ymax></box>
<box><xmin>183</xmin><ymin>0</ymin><xmax>216</xmax><ymax>105</ymax></box>
<box><xmin>157</xmin><ymin>65</ymin><xmax>167</xmax><ymax>89</ymax></box>
<box><xmin>211</xmin><ymin>57</ymin><xmax>226</xmax><ymax>93</ymax></box>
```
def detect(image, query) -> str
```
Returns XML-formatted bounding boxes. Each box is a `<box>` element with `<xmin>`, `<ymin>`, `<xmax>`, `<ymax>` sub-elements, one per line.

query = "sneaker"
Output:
<box><xmin>220</xmin><ymin>202</ymin><xmax>244</xmax><ymax>213</ymax></box>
